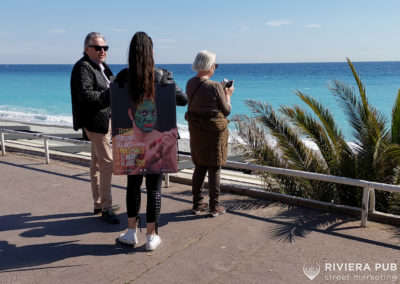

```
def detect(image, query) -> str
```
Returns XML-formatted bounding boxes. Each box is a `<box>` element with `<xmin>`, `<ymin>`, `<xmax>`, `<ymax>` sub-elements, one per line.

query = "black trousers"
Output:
<box><xmin>126</xmin><ymin>174</ymin><xmax>162</xmax><ymax>223</ymax></box>
<box><xmin>192</xmin><ymin>165</ymin><xmax>221</xmax><ymax>209</ymax></box>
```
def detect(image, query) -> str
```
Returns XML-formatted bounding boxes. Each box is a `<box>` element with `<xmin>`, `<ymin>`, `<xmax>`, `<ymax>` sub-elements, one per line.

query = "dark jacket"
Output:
<box><xmin>70</xmin><ymin>54</ymin><xmax>113</xmax><ymax>134</ymax></box>
<box><xmin>114</xmin><ymin>67</ymin><xmax>188</xmax><ymax>106</ymax></box>
<box><xmin>154</xmin><ymin>68</ymin><xmax>187</xmax><ymax>106</ymax></box>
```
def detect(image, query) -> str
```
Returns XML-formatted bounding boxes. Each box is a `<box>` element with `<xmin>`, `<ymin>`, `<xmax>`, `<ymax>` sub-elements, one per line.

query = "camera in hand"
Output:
<box><xmin>222</xmin><ymin>78</ymin><xmax>234</xmax><ymax>88</ymax></box>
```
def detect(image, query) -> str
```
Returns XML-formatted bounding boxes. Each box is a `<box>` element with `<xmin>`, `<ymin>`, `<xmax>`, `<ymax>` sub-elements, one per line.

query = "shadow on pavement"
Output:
<box><xmin>0</xmin><ymin>160</ymin><xmax>125</xmax><ymax>190</ymax></box>
<box><xmin>227</xmin><ymin>202</ymin><xmax>400</xmax><ymax>250</ymax></box>
<box><xmin>0</xmin><ymin>240</ymin><xmax>129</xmax><ymax>272</ymax></box>
<box><xmin>269</xmin><ymin>206</ymin><xmax>348</xmax><ymax>242</ymax></box>
<box><xmin>2</xmin><ymin>159</ymin><xmax>399</xmax><ymax>258</ymax></box>
<box><xmin>0</xmin><ymin>212</ymin><xmax>123</xmax><ymax>237</ymax></box>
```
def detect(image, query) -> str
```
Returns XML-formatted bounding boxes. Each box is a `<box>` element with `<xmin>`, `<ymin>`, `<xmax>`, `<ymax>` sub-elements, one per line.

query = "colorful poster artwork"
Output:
<box><xmin>111</xmin><ymin>81</ymin><xmax>178</xmax><ymax>175</ymax></box>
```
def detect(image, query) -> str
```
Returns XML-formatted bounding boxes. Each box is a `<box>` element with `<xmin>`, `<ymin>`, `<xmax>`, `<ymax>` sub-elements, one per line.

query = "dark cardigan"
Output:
<box><xmin>185</xmin><ymin>77</ymin><xmax>230</xmax><ymax>167</ymax></box>
<box><xmin>70</xmin><ymin>54</ymin><xmax>113</xmax><ymax>133</ymax></box>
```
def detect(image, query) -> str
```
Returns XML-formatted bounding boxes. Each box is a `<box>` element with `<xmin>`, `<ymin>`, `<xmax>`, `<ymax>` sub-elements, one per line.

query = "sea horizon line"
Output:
<box><xmin>1</xmin><ymin>60</ymin><xmax>400</xmax><ymax>66</ymax></box>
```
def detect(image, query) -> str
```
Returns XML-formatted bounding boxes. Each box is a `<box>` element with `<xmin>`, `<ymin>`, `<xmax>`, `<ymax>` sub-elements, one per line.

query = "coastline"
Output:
<box><xmin>3</xmin><ymin>61</ymin><xmax>400</xmax><ymax>141</ymax></box>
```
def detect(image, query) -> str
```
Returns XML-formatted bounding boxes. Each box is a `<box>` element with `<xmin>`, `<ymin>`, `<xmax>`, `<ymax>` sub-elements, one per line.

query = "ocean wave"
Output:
<box><xmin>0</xmin><ymin>108</ymin><xmax>73</xmax><ymax>127</ymax></box>
<box><xmin>0</xmin><ymin>108</ymin><xmax>194</xmax><ymax>137</ymax></box>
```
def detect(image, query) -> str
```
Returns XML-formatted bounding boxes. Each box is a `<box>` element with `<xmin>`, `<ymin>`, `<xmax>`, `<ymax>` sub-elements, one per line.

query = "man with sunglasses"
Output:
<box><xmin>70</xmin><ymin>32</ymin><xmax>119</xmax><ymax>224</ymax></box>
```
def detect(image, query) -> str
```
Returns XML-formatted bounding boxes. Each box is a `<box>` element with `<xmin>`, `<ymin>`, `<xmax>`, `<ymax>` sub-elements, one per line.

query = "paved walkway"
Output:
<box><xmin>0</xmin><ymin>152</ymin><xmax>399</xmax><ymax>284</ymax></box>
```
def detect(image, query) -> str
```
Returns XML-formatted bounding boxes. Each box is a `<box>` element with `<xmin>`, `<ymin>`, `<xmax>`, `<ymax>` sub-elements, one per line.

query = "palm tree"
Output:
<box><xmin>234</xmin><ymin>58</ymin><xmax>400</xmax><ymax>211</ymax></box>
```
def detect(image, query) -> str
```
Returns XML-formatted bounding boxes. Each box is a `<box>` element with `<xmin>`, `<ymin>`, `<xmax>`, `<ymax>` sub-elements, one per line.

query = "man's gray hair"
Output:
<box><xmin>192</xmin><ymin>50</ymin><xmax>216</xmax><ymax>72</ymax></box>
<box><xmin>84</xmin><ymin>32</ymin><xmax>105</xmax><ymax>50</ymax></box>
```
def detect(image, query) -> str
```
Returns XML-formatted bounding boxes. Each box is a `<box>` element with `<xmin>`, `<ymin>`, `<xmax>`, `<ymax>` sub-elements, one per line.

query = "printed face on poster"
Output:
<box><xmin>110</xmin><ymin>81</ymin><xmax>178</xmax><ymax>175</ymax></box>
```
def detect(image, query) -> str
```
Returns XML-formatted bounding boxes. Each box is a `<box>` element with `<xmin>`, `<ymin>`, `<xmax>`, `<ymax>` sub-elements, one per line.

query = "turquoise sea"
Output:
<box><xmin>1</xmin><ymin>62</ymin><xmax>400</xmax><ymax>139</ymax></box>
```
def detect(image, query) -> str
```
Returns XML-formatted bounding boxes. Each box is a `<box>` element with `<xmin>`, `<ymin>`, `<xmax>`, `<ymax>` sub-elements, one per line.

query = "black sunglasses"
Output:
<box><xmin>89</xmin><ymin>45</ymin><xmax>109</xmax><ymax>52</ymax></box>
<box><xmin>214</xmin><ymin>64</ymin><xmax>219</xmax><ymax>69</ymax></box>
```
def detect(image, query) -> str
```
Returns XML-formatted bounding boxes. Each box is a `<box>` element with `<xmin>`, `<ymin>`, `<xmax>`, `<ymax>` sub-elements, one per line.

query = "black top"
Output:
<box><xmin>114</xmin><ymin>67</ymin><xmax>188</xmax><ymax>106</ymax></box>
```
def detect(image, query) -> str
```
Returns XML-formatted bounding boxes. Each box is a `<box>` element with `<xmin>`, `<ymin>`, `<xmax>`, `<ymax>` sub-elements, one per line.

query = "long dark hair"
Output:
<box><xmin>128</xmin><ymin>32</ymin><xmax>155</xmax><ymax>105</ymax></box>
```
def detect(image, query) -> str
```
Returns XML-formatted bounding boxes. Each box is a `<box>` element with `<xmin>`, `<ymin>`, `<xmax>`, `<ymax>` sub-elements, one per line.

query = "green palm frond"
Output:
<box><xmin>232</xmin><ymin>114</ymin><xmax>286</xmax><ymax>168</ymax></box>
<box><xmin>246</xmin><ymin>99</ymin><xmax>319</xmax><ymax>172</ymax></box>
<box><xmin>372</xmin><ymin>134</ymin><xmax>386</xmax><ymax>169</ymax></box>
<box><xmin>384</xmin><ymin>144</ymin><xmax>400</xmax><ymax>166</ymax></box>
<box><xmin>392</xmin><ymin>89</ymin><xmax>400</xmax><ymax>144</ymax></box>
<box><xmin>280</xmin><ymin>105</ymin><xmax>331</xmax><ymax>171</ymax></box>
<box><xmin>330</xmin><ymin>80</ymin><xmax>363</xmax><ymax>140</ymax></box>
<box><xmin>346</xmin><ymin>58</ymin><xmax>370</xmax><ymax>119</ymax></box>
<box><xmin>296</xmin><ymin>91</ymin><xmax>351</xmax><ymax>156</ymax></box>
<box><xmin>332</xmin><ymin>60</ymin><xmax>390</xmax><ymax>179</ymax></box>
<box><xmin>232</xmin><ymin>114</ymin><xmax>267</xmax><ymax>155</ymax></box>
<box><xmin>296</xmin><ymin>91</ymin><xmax>342</xmax><ymax>143</ymax></box>
<box><xmin>368</xmin><ymin>107</ymin><xmax>388</xmax><ymax>138</ymax></box>
<box><xmin>348</xmin><ymin>59</ymin><xmax>388</xmax><ymax>146</ymax></box>
<box><xmin>356</xmin><ymin>110</ymin><xmax>389</xmax><ymax>176</ymax></box>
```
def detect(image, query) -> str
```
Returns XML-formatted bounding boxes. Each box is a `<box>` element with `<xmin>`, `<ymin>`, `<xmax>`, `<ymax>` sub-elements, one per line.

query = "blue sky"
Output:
<box><xmin>1</xmin><ymin>0</ymin><xmax>400</xmax><ymax>64</ymax></box>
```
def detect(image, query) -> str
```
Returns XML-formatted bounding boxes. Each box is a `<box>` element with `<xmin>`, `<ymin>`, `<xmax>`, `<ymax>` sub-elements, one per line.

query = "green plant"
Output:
<box><xmin>233</xmin><ymin>58</ymin><xmax>400</xmax><ymax>212</ymax></box>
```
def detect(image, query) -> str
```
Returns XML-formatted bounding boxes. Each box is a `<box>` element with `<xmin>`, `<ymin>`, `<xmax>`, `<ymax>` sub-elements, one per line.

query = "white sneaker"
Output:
<box><xmin>117</xmin><ymin>229</ymin><xmax>138</xmax><ymax>247</ymax></box>
<box><xmin>146</xmin><ymin>234</ymin><xmax>161</xmax><ymax>251</ymax></box>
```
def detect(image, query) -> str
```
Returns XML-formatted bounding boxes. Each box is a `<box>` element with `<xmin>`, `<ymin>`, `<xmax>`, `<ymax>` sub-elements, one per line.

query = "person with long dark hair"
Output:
<box><xmin>114</xmin><ymin>32</ymin><xmax>186</xmax><ymax>251</ymax></box>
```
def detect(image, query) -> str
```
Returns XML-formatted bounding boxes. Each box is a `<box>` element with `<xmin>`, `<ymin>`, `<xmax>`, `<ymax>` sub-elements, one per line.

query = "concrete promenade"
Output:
<box><xmin>1</xmin><ymin>152</ymin><xmax>399</xmax><ymax>284</ymax></box>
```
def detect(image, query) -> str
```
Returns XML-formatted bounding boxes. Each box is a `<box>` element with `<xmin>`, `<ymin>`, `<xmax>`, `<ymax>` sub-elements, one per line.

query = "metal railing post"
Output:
<box><xmin>164</xmin><ymin>173</ymin><xmax>170</xmax><ymax>188</ymax></box>
<box><xmin>44</xmin><ymin>138</ymin><xmax>50</xmax><ymax>164</ymax></box>
<box><xmin>369</xmin><ymin>188</ymin><xmax>376</xmax><ymax>214</ymax></box>
<box><xmin>361</xmin><ymin>187</ymin><xmax>370</xmax><ymax>227</ymax></box>
<box><xmin>1</xmin><ymin>132</ymin><xmax>5</xmax><ymax>156</ymax></box>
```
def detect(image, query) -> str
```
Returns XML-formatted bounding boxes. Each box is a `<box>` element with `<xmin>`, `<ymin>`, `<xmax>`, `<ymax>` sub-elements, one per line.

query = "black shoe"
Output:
<box><xmin>101</xmin><ymin>210</ymin><xmax>120</xmax><ymax>224</ymax></box>
<box><xmin>94</xmin><ymin>204</ymin><xmax>120</xmax><ymax>215</ymax></box>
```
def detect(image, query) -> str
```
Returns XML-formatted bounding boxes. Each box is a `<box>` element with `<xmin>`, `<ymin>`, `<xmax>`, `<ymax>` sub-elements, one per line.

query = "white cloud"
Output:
<box><xmin>305</xmin><ymin>24</ymin><xmax>321</xmax><ymax>29</ymax></box>
<box><xmin>265</xmin><ymin>20</ymin><xmax>291</xmax><ymax>27</ymax></box>
<box><xmin>49</xmin><ymin>29</ymin><xmax>65</xmax><ymax>34</ymax></box>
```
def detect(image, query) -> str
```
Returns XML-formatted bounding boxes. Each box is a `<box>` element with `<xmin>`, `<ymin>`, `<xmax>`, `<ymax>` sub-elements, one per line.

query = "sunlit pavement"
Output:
<box><xmin>0</xmin><ymin>152</ymin><xmax>399</xmax><ymax>284</ymax></box>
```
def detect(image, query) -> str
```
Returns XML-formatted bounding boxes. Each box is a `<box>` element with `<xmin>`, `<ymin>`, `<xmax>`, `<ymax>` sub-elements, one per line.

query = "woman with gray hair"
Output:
<box><xmin>185</xmin><ymin>50</ymin><xmax>234</xmax><ymax>217</ymax></box>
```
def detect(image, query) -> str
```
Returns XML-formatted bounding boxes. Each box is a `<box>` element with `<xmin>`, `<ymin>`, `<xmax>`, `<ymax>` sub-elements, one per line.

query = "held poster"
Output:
<box><xmin>110</xmin><ymin>82</ymin><xmax>178</xmax><ymax>175</ymax></box>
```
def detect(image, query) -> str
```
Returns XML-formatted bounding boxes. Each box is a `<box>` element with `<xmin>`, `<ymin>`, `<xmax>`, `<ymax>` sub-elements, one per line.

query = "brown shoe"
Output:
<box><xmin>192</xmin><ymin>202</ymin><xmax>209</xmax><ymax>215</ymax></box>
<box><xmin>209</xmin><ymin>205</ymin><xmax>226</xmax><ymax>217</ymax></box>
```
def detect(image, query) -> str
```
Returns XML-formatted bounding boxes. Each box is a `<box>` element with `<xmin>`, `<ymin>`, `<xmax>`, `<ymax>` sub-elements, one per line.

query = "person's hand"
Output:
<box><xmin>145</xmin><ymin>129</ymin><xmax>177</xmax><ymax>171</ymax></box>
<box><xmin>224</xmin><ymin>85</ymin><xmax>234</xmax><ymax>97</ymax></box>
<box><xmin>160</xmin><ymin>130</ymin><xmax>177</xmax><ymax>154</ymax></box>
<box><xmin>146</xmin><ymin>138</ymin><xmax>163</xmax><ymax>166</ymax></box>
